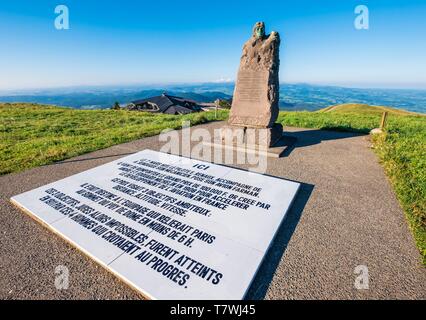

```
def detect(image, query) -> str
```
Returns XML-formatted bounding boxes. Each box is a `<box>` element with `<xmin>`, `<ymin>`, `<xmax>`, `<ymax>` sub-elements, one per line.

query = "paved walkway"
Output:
<box><xmin>0</xmin><ymin>122</ymin><xmax>424</xmax><ymax>299</ymax></box>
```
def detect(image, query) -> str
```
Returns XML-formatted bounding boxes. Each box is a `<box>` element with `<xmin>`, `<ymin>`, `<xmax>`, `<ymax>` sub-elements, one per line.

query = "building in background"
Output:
<box><xmin>126</xmin><ymin>93</ymin><xmax>201</xmax><ymax>115</ymax></box>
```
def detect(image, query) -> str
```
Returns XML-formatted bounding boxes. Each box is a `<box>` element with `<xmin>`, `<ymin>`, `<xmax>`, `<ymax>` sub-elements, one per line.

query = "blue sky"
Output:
<box><xmin>1</xmin><ymin>0</ymin><xmax>425</xmax><ymax>90</ymax></box>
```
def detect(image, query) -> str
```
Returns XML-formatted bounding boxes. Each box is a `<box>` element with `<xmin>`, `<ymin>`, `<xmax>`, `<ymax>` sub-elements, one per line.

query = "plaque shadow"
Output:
<box><xmin>244</xmin><ymin>181</ymin><xmax>314</xmax><ymax>300</ymax></box>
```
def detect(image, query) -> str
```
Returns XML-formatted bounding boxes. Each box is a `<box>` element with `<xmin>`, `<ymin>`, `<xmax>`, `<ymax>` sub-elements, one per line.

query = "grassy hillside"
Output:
<box><xmin>1</xmin><ymin>102</ymin><xmax>424</xmax><ymax>264</ymax></box>
<box><xmin>0</xmin><ymin>103</ymin><xmax>228</xmax><ymax>175</ymax></box>
<box><xmin>279</xmin><ymin>104</ymin><xmax>426</xmax><ymax>264</ymax></box>
<box><xmin>319</xmin><ymin>103</ymin><xmax>418</xmax><ymax>115</ymax></box>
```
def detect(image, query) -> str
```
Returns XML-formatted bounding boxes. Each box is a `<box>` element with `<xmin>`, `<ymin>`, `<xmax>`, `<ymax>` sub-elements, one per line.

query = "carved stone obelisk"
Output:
<box><xmin>223</xmin><ymin>22</ymin><xmax>283</xmax><ymax>148</ymax></box>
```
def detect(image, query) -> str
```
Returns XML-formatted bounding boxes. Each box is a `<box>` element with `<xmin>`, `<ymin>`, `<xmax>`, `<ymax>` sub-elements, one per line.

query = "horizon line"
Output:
<box><xmin>1</xmin><ymin>81</ymin><xmax>426</xmax><ymax>94</ymax></box>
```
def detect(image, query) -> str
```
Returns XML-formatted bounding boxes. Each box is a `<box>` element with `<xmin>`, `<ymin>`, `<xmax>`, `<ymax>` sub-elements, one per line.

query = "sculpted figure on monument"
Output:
<box><xmin>240</xmin><ymin>22</ymin><xmax>280</xmax><ymax>73</ymax></box>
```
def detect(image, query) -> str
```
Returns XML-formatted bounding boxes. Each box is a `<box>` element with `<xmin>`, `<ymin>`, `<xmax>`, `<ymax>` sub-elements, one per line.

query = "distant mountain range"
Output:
<box><xmin>0</xmin><ymin>88</ymin><xmax>232</xmax><ymax>110</ymax></box>
<box><xmin>1</xmin><ymin>83</ymin><xmax>425</xmax><ymax>114</ymax></box>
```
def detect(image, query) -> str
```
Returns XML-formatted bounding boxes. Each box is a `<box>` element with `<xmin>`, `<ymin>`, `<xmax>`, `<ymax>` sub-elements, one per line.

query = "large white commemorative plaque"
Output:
<box><xmin>11</xmin><ymin>150</ymin><xmax>300</xmax><ymax>299</ymax></box>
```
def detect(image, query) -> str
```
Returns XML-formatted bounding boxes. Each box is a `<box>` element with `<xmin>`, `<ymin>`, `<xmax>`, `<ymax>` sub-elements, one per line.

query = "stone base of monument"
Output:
<box><xmin>203</xmin><ymin>124</ymin><xmax>296</xmax><ymax>158</ymax></box>
<box><xmin>220</xmin><ymin>123</ymin><xmax>284</xmax><ymax>147</ymax></box>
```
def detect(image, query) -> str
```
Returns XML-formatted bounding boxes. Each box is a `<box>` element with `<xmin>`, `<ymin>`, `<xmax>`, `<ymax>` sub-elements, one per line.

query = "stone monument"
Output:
<box><xmin>220</xmin><ymin>22</ymin><xmax>285</xmax><ymax>153</ymax></box>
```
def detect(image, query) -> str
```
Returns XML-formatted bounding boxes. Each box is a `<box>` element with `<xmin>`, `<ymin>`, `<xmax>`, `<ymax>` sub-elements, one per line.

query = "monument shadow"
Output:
<box><xmin>281</xmin><ymin>129</ymin><xmax>367</xmax><ymax>157</ymax></box>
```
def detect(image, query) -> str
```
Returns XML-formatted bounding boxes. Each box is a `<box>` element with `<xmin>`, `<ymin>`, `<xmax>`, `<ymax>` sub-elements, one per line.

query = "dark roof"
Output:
<box><xmin>165</xmin><ymin>105</ymin><xmax>194</xmax><ymax>115</ymax></box>
<box><xmin>132</xmin><ymin>94</ymin><xmax>173</xmax><ymax>112</ymax></box>
<box><xmin>131</xmin><ymin>94</ymin><xmax>199</xmax><ymax>113</ymax></box>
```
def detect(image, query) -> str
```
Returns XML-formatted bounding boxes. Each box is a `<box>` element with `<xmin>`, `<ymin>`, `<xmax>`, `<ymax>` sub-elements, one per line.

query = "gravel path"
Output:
<box><xmin>0</xmin><ymin>122</ymin><xmax>424</xmax><ymax>299</ymax></box>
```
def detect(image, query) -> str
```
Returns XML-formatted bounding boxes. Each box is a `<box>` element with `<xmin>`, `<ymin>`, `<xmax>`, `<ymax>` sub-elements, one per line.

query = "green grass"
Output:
<box><xmin>1</xmin><ymin>102</ymin><xmax>424</xmax><ymax>264</ymax></box>
<box><xmin>0</xmin><ymin>103</ymin><xmax>228</xmax><ymax>175</ymax></box>
<box><xmin>278</xmin><ymin>103</ymin><xmax>426</xmax><ymax>264</ymax></box>
<box><xmin>277</xmin><ymin>103</ymin><xmax>420</xmax><ymax>133</ymax></box>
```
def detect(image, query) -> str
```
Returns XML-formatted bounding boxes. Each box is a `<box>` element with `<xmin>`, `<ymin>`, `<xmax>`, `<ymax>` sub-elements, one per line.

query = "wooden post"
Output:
<box><xmin>214</xmin><ymin>99</ymin><xmax>219</xmax><ymax>120</ymax></box>
<box><xmin>380</xmin><ymin>111</ymin><xmax>388</xmax><ymax>130</ymax></box>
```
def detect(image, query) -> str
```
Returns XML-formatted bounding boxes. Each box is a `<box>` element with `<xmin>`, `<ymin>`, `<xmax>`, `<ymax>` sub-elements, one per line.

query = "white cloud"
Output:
<box><xmin>213</xmin><ymin>77</ymin><xmax>233</xmax><ymax>83</ymax></box>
